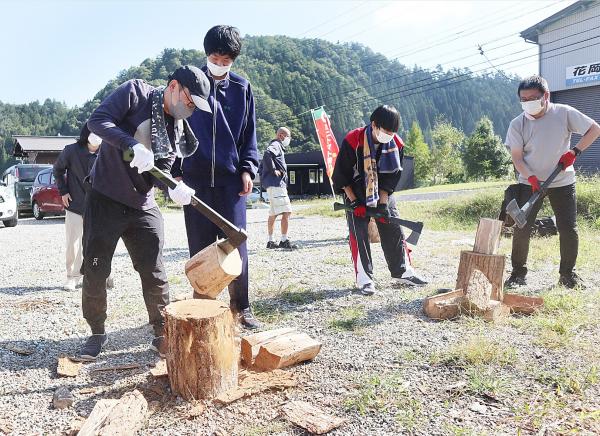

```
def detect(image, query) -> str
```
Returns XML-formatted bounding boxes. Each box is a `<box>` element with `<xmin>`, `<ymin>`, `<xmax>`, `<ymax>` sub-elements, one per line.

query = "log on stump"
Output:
<box><xmin>503</xmin><ymin>293</ymin><xmax>544</xmax><ymax>314</ymax></box>
<box><xmin>368</xmin><ymin>218</ymin><xmax>380</xmax><ymax>243</ymax></box>
<box><xmin>280</xmin><ymin>401</ymin><xmax>346</xmax><ymax>435</ymax></box>
<box><xmin>78</xmin><ymin>390</ymin><xmax>147</xmax><ymax>436</ymax></box>
<box><xmin>473</xmin><ymin>218</ymin><xmax>503</xmax><ymax>255</ymax></box>
<box><xmin>185</xmin><ymin>240</ymin><xmax>242</xmax><ymax>298</ymax></box>
<box><xmin>456</xmin><ymin>251</ymin><xmax>505</xmax><ymax>301</ymax></box>
<box><xmin>422</xmin><ymin>290</ymin><xmax>465</xmax><ymax>320</ymax></box>
<box><xmin>241</xmin><ymin>327</ymin><xmax>296</xmax><ymax>366</ymax></box>
<box><xmin>463</xmin><ymin>269</ymin><xmax>493</xmax><ymax>312</ymax></box>
<box><xmin>164</xmin><ymin>299</ymin><xmax>238</xmax><ymax>400</ymax></box>
<box><xmin>253</xmin><ymin>331</ymin><xmax>322</xmax><ymax>371</ymax></box>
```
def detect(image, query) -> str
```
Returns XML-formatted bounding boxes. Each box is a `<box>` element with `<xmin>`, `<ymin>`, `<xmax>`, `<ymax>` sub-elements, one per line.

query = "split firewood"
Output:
<box><xmin>479</xmin><ymin>300</ymin><xmax>510</xmax><ymax>322</ymax></box>
<box><xmin>78</xmin><ymin>390</ymin><xmax>147</xmax><ymax>436</ymax></box>
<box><xmin>214</xmin><ymin>369</ymin><xmax>297</xmax><ymax>405</ymax></box>
<box><xmin>150</xmin><ymin>359</ymin><xmax>168</xmax><ymax>378</ymax></box>
<box><xmin>241</xmin><ymin>327</ymin><xmax>296</xmax><ymax>366</ymax></box>
<box><xmin>422</xmin><ymin>290</ymin><xmax>465</xmax><ymax>320</ymax></box>
<box><xmin>462</xmin><ymin>269</ymin><xmax>493</xmax><ymax>312</ymax></box>
<box><xmin>473</xmin><ymin>218</ymin><xmax>503</xmax><ymax>255</ymax></box>
<box><xmin>253</xmin><ymin>331</ymin><xmax>322</xmax><ymax>371</ymax></box>
<box><xmin>280</xmin><ymin>401</ymin><xmax>346</xmax><ymax>434</ymax></box>
<box><xmin>502</xmin><ymin>293</ymin><xmax>544</xmax><ymax>314</ymax></box>
<box><xmin>57</xmin><ymin>355</ymin><xmax>82</xmax><ymax>377</ymax></box>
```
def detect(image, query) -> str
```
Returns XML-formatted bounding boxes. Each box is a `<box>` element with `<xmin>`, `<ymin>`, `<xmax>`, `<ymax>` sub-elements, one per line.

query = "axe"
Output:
<box><xmin>333</xmin><ymin>202</ymin><xmax>423</xmax><ymax>245</ymax></box>
<box><xmin>505</xmin><ymin>163</ymin><xmax>564</xmax><ymax>229</ymax></box>
<box><xmin>123</xmin><ymin>150</ymin><xmax>247</xmax><ymax>254</ymax></box>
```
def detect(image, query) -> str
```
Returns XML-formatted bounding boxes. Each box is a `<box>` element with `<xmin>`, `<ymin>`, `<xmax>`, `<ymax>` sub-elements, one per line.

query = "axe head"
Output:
<box><xmin>506</xmin><ymin>198</ymin><xmax>527</xmax><ymax>229</ymax></box>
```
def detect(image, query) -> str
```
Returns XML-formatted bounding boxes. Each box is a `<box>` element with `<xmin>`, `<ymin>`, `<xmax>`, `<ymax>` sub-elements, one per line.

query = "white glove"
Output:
<box><xmin>168</xmin><ymin>182</ymin><xmax>195</xmax><ymax>206</ymax></box>
<box><xmin>129</xmin><ymin>143</ymin><xmax>154</xmax><ymax>174</ymax></box>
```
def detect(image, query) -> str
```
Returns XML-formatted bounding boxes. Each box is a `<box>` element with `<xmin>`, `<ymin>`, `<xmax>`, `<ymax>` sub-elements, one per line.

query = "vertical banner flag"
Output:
<box><xmin>311</xmin><ymin>106</ymin><xmax>339</xmax><ymax>195</ymax></box>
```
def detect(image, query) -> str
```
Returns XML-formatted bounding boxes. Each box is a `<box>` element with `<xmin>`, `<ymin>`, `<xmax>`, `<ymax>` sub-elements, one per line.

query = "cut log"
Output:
<box><xmin>456</xmin><ymin>251</ymin><xmax>505</xmax><ymax>301</ymax></box>
<box><xmin>241</xmin><ymin>327</ymin><xmax>297</xmax><ymax>366</ymax></box>
<box><xmin>214</xmin><ymin>369</ymin><xmax>297</xmax><ymax>405</ymax></box>
<box><xmin>368</xmin><ymin>218</ymin><xmax>380</xmax><ymax>243</ymax></box>
<box><xmin>78</xmin><ymin>390</ymin><xmax>147</xmax><ymax>436</ymax></box>
<box><xmin>57</xmin><ymin>355</ymin><xmax>82</xmax><ymax>377</ymax></box>
<box><xmin>463</xmin><ymin>269</ymin><xmax>493</xmax><ymax>311</ymax></box>
<box><xmin>473</xmin><ymin>218</ymin><xmax>503</xmax><ymax>255</ymax></box>
<box><xmin>280</xmin><ymin>401</ymin><xmax>346</xmax><ymax>435</ymax></box>
<box><xmin>164</xmin><ymin>299</ymin><xmax>238</xmax><ymax>400</ymax></box>
<box><xmin>503</xmin><ymin>293</ymin><xmax>544</xmax><ymax>314</ymax></box>
<box><xmin>422</xmin><ymin>289</ymin><xmax>465</xmax><ymax>320</ymax></box>
<box><xmin>185</xmin><ymin>240</ymin><xmax>242</xmax><ymax>298</ymax></box>
<box><xmin>253</xmin><ymin>331</ymin><xmax>321</xmax><ymax>371</ymax></box>
<box><xmin>480</xmin><ymin>300</ymin><xmax>510</xmax><ymax>322</ymax></box>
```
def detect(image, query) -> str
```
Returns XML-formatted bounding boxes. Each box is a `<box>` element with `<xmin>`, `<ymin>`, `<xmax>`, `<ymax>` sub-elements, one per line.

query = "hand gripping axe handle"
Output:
<box><xmin>505</xmin><ymin>163</ymin><xmax>564</xmax><ymax>229</ymax></box>
<box><xmin>123</xmin><ymin>149</ymin><xmax>247</xmax><ymax>253</ymax></box>
<box><xmin>332</xmin><ymin>202</ymin><xmax>423</xmax><ymax>245</ymax></box>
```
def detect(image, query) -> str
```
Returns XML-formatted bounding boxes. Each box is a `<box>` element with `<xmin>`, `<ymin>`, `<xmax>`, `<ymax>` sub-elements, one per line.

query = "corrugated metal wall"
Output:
<box><xmin>538</xmin><ymin>1</ymin><xmax>600</xmax><ymax>92</ymax></box>
<box><xmin>552</xmin><ymin>85</ymin><xmax>600</xmax><ymax>173</ymax></box>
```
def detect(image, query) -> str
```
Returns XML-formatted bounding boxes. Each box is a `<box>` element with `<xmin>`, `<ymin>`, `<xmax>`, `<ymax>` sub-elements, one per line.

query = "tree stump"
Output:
<box><xmin>456</xmin><ymin>251</ymin><xmax>505</xmax><ymax>301</ymax></box>
<box><xmin>164</xmin><ymin>299</ymin><xmax>238</xmax><ymax>400</ymax></box>
<box><xmin>185</xmin><ymin>240</ymin><xmax>242</xmax><ymax>298</ymax></box>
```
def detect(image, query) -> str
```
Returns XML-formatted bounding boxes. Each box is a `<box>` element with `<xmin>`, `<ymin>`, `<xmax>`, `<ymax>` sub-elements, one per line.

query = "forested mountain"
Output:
<box><xmin>0</xmin><ymin>35</ymin><xmax>521</xmax><ymax>172</ymax></box>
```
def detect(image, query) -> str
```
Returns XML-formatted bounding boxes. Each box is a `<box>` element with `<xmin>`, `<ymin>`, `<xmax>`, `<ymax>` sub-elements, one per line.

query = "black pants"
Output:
<box><xmin>345</xmin><ymin>195</ymin><xmax>409</xmax><ymax>286</ymax></box>
<box><xmin>82</xmin><ymin>190</ymin><xmax>169</xmax><ymax>335</ymax></box>
<box><xmin>511</xmin><ymin>183</ymin><xmax>578</xmax><ymax>277</ymax></box>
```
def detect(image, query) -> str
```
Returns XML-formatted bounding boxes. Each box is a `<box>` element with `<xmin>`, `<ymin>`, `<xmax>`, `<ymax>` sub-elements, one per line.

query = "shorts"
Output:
<box><xmin>267</xmin><ymin>186</ymin><xmax>292</xmax><ymax>216</ymax></box>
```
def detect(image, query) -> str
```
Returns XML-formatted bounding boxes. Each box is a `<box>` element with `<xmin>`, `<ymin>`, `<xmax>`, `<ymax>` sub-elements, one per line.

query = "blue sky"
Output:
<box><xmin>0</xmin><ymin>0</ymin><xmax>575</xmax><ymax>106</ymax></box>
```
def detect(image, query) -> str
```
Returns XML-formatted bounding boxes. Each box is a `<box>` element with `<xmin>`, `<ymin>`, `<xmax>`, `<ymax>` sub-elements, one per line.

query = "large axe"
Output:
<box><xmin>332</xmin><ymin>202</ymin><xmax>423</xmax><ymax>245</ymax></box>
<box><xmin>505</xmin><ymin>163</ymin><xmax>564</xmax><ymax>229</ymax></box>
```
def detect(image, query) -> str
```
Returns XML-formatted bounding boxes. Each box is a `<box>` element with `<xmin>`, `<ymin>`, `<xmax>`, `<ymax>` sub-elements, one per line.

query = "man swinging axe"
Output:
<box><xmin>332</xmin><ymin>105</ymin><xmax>428</xmax><ymax>296</ymax></box>
<box><xmin>504</xmin><ymin>75</ymin><xmax>600</xmax><ymax>289</ymax></box>
<box><xmin>80</xmin><ymin>65</ymin><xmax>211</xmax><ymax>360</ymax></box>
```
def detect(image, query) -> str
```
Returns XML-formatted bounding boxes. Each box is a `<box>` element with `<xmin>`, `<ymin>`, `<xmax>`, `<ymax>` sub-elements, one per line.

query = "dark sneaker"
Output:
<box><xmin>505</xmin><ymin>274</ymin><xmax>527</xmax><ymax>288</ymax></box>
<box><xmin>360</xmin><ymin>282</ymin><xmax>376</xmax><ymax>296</ymax></box>
<box><xmin>558</xmin><ymin>272</ymin><xmax>585</xmax><ymax>289</ymax></box>
<box><xmin>80</xmin><ymin>334</ymin><xmax>108</xmax><ymax>361</ymax></box>
<box><xmin>278</xmin><ymin>240</ymin><xmax>299</xmax><ymax>250</ymax></box>
<box><xmin>239</xmin><ymin>308</ymin><xmax>262</xmax><ymax>330</ymax></box>
<box><xmin>150</xmin><ymin>336</ymin><xmax>167</xmax><ymax>357</ymax></box>
<box><xmin>266</xmin><ymin>241</ymin><xmax>278</xmax><ymax>249</ymax></box>
<box><xmin>394</xmin><ymin>274</ymin><xmax>428</xmax><ymax>287</ymax></box>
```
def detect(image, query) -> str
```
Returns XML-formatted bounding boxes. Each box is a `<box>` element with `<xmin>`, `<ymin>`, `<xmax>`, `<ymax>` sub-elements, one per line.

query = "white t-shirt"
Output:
<box><xmin>505</xmin><ymin>103</ymin><xmax>594</xmax><ymax>188</ymax></box>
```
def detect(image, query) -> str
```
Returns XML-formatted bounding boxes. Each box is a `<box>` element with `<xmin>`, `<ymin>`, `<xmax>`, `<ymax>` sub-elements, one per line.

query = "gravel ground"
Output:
<box><xmin>1</xmin><ymin>206</ymin><xmax>599</xmax><ymax>435</ymax></box>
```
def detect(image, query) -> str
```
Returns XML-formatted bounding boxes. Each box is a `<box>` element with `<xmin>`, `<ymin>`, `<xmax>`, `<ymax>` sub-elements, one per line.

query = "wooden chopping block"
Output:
<box><xmin>185</xmin><ymin>239</ymin><xmax>242</xmax><ymax>298</ymax></box>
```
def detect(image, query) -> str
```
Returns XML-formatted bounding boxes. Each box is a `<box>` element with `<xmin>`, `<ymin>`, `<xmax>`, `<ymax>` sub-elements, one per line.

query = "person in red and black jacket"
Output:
<box><xmin>332</xmin><ymin>105</ymin><xmax>428</xmax><ymax>295</ymax></box>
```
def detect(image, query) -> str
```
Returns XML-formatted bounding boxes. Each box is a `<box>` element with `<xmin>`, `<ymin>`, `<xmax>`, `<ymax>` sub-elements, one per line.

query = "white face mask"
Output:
<box><xmin>281</xmin><ymin>136</ymin><xmax>291</xmax><ymax>148</ymax></box>
<box><xmin>521</xmin><ymin>98</ymin><xmax>545</xmax><ymax>116</ymax></box>
<box><xmin>88</xmin><ymin>133</ymin><xmax>102</xmax><ymax>147</ymax></box>
<box><xmin>375</xmin><ymin>129</ymin><xmax>394</xmax><ymax>144</ymax></box>
<box><xmin>207</xmin><ymin>60</ymin><xmax>232</xmax><ymax>77</ymax></box>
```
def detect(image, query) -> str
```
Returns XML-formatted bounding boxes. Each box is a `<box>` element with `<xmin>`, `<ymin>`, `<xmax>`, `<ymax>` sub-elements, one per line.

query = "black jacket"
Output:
<box><xmin>53</xmin><ymin>142</ymin><xmax>98</xmax><ymax>215</ymax></box>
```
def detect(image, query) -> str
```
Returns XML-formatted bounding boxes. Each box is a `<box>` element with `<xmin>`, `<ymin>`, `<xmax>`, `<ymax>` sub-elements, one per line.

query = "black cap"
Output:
<box><xmin>169</xmin><ymin>65</ymin><xmax>211</xmax><ymax>113</ymax></box>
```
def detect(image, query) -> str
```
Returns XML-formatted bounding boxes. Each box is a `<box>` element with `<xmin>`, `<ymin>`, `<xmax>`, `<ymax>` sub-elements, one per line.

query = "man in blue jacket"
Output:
<box><xmin>82</xmin><ymin>65</ymin><xmax>211</xmax><ymax>360</ymax></box>
<box><xmin>172</xmin><ymin>25</ymin><xmax>260</xmax><ymax>329</ymax></box>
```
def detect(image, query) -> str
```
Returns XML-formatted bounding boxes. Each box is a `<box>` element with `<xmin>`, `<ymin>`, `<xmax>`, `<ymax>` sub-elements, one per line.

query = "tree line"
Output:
<box><xmin>0</xmin><ymin>36</ymin><xmax>521</xmax><ymax>181</ymax></box>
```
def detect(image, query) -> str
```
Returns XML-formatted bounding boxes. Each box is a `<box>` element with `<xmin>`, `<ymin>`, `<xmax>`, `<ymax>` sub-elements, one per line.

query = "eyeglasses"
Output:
<box><xmin>180</xmin><ymin>85</ymin><xmax>196</xmax><ymax>110</ymax></box>
<box><xmin>519</xmin><ymin>95</ymin><xmax>544</xmax><ymax>103</ymax></box>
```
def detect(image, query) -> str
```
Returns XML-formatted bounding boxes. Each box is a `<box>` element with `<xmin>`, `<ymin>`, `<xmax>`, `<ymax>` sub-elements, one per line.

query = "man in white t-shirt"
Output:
<box><xmin>504</xmin><ymin>75</ymin><xmax>600</xmax><ymax>289</ymax></box>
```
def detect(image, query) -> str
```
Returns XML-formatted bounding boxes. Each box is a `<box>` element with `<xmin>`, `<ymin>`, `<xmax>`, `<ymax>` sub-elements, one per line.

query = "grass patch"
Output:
<box><xmin>466</xmin><ymin>366</ymin><xmax>510</xmax><ymax>396</ymax></box>
<box><xmin>252</xmin><ymin>300</ymin><xmax>286</xmax><ymax>324</ymax></box>
<box><xmin>328</xmin><ymin>306</ymin><xmax>366</xmax><ymax>331</ymax></box>
<box><xmin>344</xmin><ymin>373</ymin><xmax>424</xmax><ymax>431</ymax></box>
<box><xmin>431</xmin><ymin>335</ymin><xmax>516</xmax><ymax>367</ymax></box>
<box><xmin>280</xmin><ymin>288</ymin><xmax>322</xmax><ymax>305</ymax></box>
<box><xmin>535</xmin><ymin>364</ymin><xmax>599</xmax><ymax>395</ymax></box>
<box><xmin>401</xmin><ymin>179</ymin><xmax>511</xmax><ymax>194</ymax></box>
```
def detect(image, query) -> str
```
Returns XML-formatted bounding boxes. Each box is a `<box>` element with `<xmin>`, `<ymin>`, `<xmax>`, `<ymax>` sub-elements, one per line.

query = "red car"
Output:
<box><xmin>31</xmin><ymin>168</ymin><xmax>65</xmax><ymax>220</ymax></box>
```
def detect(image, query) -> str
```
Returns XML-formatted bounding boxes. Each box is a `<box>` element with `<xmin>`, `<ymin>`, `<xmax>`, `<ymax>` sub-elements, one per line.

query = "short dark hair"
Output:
<box><xmin>370</xmin><ymin>105</ymin><xmax>400</xmax><ymax>132</ymax></box>
<box><xmin>77</xmin><ymin>122</ymin><xmax>91</xmax><ymax>146</ymax></box>
<box><xmin>517</xmin><ymin>75</ymin><xmax>549</xmax><ymax>96</ymax></box>
<box><xmin>204</xmin><ymin>25</ymin><xmax>242</xmax><ymax>59</ymax></box>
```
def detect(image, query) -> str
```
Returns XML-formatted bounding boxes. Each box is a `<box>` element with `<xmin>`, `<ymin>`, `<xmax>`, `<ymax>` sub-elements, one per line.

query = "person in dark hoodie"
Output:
<box><xmin>53</xmin><ymin>124</ymin><xmax>102</xmax><ymax>291</ymax></box>
<box><xmin>332</xmin><ymin>105</ymin><xmax>428</xmax><ymax>296</ymax></box>
<box><xmin>172</xmin><ymin>25</ymin><xmax>260</xmax><ymax>329</ymax></box>
<box><xmin>81</xmin><ymin>65</ymin><xmax>211</xmax><ymax>360</ymax></box>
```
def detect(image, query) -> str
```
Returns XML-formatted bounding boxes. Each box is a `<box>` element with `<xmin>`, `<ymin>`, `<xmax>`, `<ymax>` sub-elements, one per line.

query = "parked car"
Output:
<box><xmin>1</xmin><ymin>163</ymin><xmax>52</xmax><ymax>216</ymax></box>
<box><xmin>30</xmin><ymin>168</ymin><xmax>65</xmax><ymax>220</ymax></box>
<box><xmin>0</xmin><ymin>182</ymin><xmax>18</xmax><ymax>227</ymax></box>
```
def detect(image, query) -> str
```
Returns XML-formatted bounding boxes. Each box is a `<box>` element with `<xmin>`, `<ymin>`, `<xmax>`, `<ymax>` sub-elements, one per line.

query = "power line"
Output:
<box><xmin>295</xmin><ymin>1</ymin><xmax>369</xmax><ymax>37</ymax></box>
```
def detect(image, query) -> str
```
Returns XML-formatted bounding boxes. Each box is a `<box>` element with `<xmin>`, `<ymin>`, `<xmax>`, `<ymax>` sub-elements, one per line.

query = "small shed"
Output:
<box><xmin>12</xmin><ymin>135</ymin><xmax>78</xmax><ymax>164</ymax></box>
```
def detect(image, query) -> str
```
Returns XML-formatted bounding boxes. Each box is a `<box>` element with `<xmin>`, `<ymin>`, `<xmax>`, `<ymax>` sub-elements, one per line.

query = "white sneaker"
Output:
<box><xmin>64</xmin><ymin>278</ymin><xmax>78</xmax><ymax>291</ymax></box>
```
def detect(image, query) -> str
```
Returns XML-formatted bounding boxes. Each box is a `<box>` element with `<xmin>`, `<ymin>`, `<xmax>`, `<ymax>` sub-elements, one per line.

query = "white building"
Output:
<box><xmin>521</xmin><ymin>0</ymin><xmax>600</xmax><ymax>172</ymax></box>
